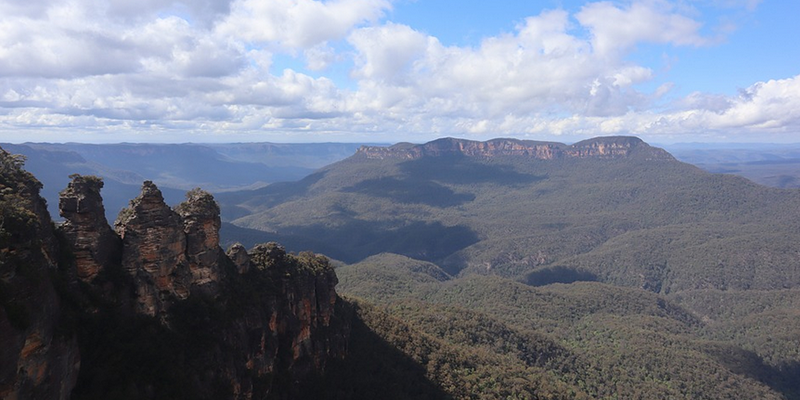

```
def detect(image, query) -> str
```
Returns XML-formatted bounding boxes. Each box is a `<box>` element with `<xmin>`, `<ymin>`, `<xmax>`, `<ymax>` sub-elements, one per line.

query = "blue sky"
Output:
<box><xmin>0</xmin><ymin>0</ymin><xmax>798</xmax><ymax>143</ymax></box>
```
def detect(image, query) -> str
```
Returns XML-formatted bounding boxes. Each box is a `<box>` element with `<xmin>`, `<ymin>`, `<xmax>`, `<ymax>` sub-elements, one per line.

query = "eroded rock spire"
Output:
<box><xmin>58</xmin><ymin>174</ymin><xmax>121</xmax><ymax>282</ymax></box>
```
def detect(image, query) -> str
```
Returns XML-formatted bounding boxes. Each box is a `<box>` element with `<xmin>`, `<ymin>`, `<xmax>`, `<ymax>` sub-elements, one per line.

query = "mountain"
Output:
<box><xmin>214</xmin><ymin>136</ymin><xmax>800</xmax><ymax>398</ymax></box>
<box><xmin>4</xmin><ymin>139</ymin><xmax>800</xmax><ymax>399</ymax></box>
<box><xmin>222</xmin><ymin>136</ymin><xmax>800</xmax><ymax>294</ymax></box>
<box><xmin>335</xmin><ymin>259</ymin><xmax>799</xmax><ymax>399</ymax></box>
<box><xmin>665</xmin><ymin>143</ymin><xmax>800</xmax><ymax>189</ymax></box>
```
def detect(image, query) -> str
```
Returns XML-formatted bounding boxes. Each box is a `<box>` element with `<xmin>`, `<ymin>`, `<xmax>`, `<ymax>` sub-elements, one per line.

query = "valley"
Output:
<box><xmin>2</xmin><ymin>137</ymin><xmax>800</xmax><ymax>399</ymax></box>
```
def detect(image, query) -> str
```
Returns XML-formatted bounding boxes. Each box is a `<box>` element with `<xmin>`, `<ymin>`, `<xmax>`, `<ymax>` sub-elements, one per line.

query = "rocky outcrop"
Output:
<box><xmin>2</xmin><ymin>148</ymin><xmax>350</xmax><ymax>399</ymax></box>
<box><xmin>58</xmin><ymin>174</ymin><xmax>121</xmax><ymax>282</ymax></box>
<box><xmin>215</xmin><ymin>243</ymin><xmax>348</xmax><ymax>398</ymax></box>
<box><xmin>1</xmin><ymin>149</ymin><xmax>80</xmax><ymax>400</ymax></box>
<box><xmin>357</xmin><ymin>136</ymin><xmax>675</xmax><ymax>161</ymax></box>
<box><xmin>114</xmin><ymin>181</ymin><xmax>193</xmax><ymax>316</ymax></box>
<box><xmin>226</xmin><ymin>243</ymin><xmax>250</xmax><ymax>274</ymax></box>
<box><xmin>565</xmin><ymin>136</ymin><xmax>673</xmax><ymax>160</ymax></box>
<box><xmin>113</xmin><ymin>182</ymin><xmax>231</xmax><ymax>316</ymax></box>
<box><xmin>176</xmin><ymin>188</ymin><xmax>224</xmax><ymax>293</ymax></box>
<box><xmin>108</xmin><ymin>182</ymin><xmax>347</xmax><ymax>397</ymax></box>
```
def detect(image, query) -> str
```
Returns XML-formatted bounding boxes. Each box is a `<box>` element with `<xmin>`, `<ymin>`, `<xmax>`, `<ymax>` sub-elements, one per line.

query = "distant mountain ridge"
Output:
<box><xmin>223</xmin><ymin>135</ymin><xmax>800</xmax><ymax>295</ymax></box>
<box><xmin>0</xmin><ymin>142</ymin><xmax>372</xmax><ymax>221</ymax></box>
<box><xmin>216</xmin><ymin>135</ymin><xmax>800</xmax><ymax>398</ymax></box>
<box><xmin>5</xmin><ymin>140</ymin><xmax>800</xmax><ymax>399</ymax></box>
<box><xmin>357</xmin><ymin>136</ymin><xmax>675</xmax><ymax>161</ymax></box>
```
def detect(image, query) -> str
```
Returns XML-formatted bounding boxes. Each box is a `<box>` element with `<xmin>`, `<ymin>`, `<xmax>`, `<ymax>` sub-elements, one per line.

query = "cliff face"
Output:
<box><xmin>58</xmin><ymin>174</ymin><xmax>121</xmax><ymax>282</ymax></box>
<box><xmin>0</xmin><ymin>150</ymin><xmax>80</xmax><ymax>400</ymax></box>
<box><xmin>214</xmin><ymin>244</ymin><xmax>348</xmax><ymax>398</ymax></box>
<box><xmin>111</xmin><ymin>182</ymin><xmax>231</xmax><ymax>317</ymax></box>
<box><xmin>357</xmin><ymin>136</ymin><xmax>674</xmax><ymax>161</ymax></box>
<box><xmin>2</xmin><ymin>158</ymin><xmax>349</xmax><ymax>399</ymax></box>
<box><xmin>113</xmin><ymin>181</ymin><xmax>194</xmax><ymax>316</ymax></box>
<box><xmin>177</xmin><ymin>188</ymin><xmax>224</xmax><ymax>289</ymax></box>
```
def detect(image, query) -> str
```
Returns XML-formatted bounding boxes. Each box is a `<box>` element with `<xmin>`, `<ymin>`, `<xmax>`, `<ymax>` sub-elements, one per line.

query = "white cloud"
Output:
<box><xmin>347</xmin><ymin>10</ymin><xmax>658</xmax><ymax>120</ymax></box>
<box><xmin>704</xmin><ymin>76</ymin><xmax>800</xmax><ymax>130</ymax></box>
<box><xmin>576</xmin><ymin>1</ymin><xmax>713</xmax><ymax>56</ymax></box>
<box><xmin>304</xmin><ymin>45</ymin><xmax>338</xmax><ymax>71</ymax></box>
<box><xmin>104</xmin><ymin>0</ymin><xmax>234</xmax><ymax>27</ymax></box>
<box><xmin>217</xmin><ymin>0</ymin><xmax>391</xmax><ymax>49</ymax></box>
<box><xmin>0</xmin><ymin>0</ymin><xmax>795</xmax><ymax>143</ymax></box>
<box><xmin>349</xmin><ymin>22</ymin><xmax>429</xmax><ymax>83</ymax></box>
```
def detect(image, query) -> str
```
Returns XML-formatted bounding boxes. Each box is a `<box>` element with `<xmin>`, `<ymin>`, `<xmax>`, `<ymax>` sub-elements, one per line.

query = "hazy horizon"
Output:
<box><xmin>3</xmin><ymin>137</ymin><xmax>800</xmax><ymax>147</ymax></box>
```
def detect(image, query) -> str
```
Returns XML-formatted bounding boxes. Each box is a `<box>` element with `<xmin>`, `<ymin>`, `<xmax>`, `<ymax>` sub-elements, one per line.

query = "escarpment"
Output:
<box><xmin>357</xmin><ymin>136</ymin><xmax>674</xmax><ymax>161</ymax></box>
<box><xmin>2</xmin><ymin>157</ymin><xmax>350</xmax><ymax>399</ymax></box>
<box><xmin>1</xmin><ymin>150</ymin><xmax>80</xmax><ymax>400</ymax></box>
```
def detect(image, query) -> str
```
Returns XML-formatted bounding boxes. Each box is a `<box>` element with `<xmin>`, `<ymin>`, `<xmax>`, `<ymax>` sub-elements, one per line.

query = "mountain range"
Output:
<box><xmin>2</xmin><ymin>137</ymin><xmax>800</xmax><ymax>399</ymax></box>
<box><xmin>220</xmin><ymin>136</ymin><xmax>800</xmax><ymax>294</ymax></box>
<box><xmin>0</xmin><ymin>142</ymin><xmax>371</xmax><ymax>221</ymax></box>
<box><xmin>218</xmin><ymin>136</ymin><xmax>800</xmax><ymax>398</ymax></box>
<box><xmin>2</xmin><ymin>140</ymin><xmax>800</xmax><ymax>224</ymax></box>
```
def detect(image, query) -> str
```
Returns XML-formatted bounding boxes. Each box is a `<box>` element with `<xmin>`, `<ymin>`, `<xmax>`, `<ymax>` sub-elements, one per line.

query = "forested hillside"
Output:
<box><xmin>222</xmin><ymin>137</ymin><xmax>800</xmax><ymax>294</ymax></box>
<box><xmin>211</xmin><ymin>136</ymin><xmax>800</xmax><ymax>398</ymax></box>
<box><xmin>3</xmin><ymin>138</ymin><xmax>800</xmax><ymax>399</ymax></box>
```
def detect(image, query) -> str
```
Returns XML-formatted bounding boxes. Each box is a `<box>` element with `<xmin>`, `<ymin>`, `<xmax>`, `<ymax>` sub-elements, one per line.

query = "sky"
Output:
<box><xmin>0</xmin><ymin>0</ymin><xmax>798</xmax><ymax>144</ymax></box>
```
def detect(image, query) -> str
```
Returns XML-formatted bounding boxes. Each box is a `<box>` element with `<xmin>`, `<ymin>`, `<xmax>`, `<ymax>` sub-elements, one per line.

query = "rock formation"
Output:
<box><xmin>58</xmin><ymin>174</ymin><xmax>121</xmax><ymax>282</ymax></box>
<box><xmin>357</xmin><ymin>136</ymin><xmax>674</xmax><ymax>161</ymax></box>
<box><xmin>114</xmin><ymin>180</ymin><xmax>193</xmax><ymax>316</ymax></box>
<box><xmin>214</xmin><ymin>243</ymin><xmax>348</xmax><ymax>398</ymax></box>
<box><xmin>2</xmin><ymin>151</ymin><xmax>350</xmax><ymax>399</ymax></box>
<box><xmin>226</xmin><ymin>243</ymin><xmax>251</xmax><ymax>274</ymax></box>
<box><xmin>176</xmin><ymin>188</ymin><xmax>224</xmax><ymax>290</ymax></box>
<box><xmin>0</xmin><ymin>149</ymin><xmax>80</xmax><ymax>400</ymax></box>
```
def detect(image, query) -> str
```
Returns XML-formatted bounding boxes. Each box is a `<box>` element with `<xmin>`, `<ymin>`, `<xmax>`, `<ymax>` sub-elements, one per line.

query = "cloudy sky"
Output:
<box><xmin>1</xmin><ymin>0</ymin><xmax>798</xmax><ymax>144</ymax></box>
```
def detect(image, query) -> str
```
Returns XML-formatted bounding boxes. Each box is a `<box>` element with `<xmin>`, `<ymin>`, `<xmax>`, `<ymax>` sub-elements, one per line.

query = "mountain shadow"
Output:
<box><xmin>216</xmin><ymin>170</ymin><xmax>328</xmax><ymax>220</ymax></box>
<box><xmin>302</xmin><ymin>306</ymin><xmax>450</xmax><ymax>400</ymax></box>
<box><xmin>343</xmin><ymin>177</ymin><xmax>475</xmax><ymax>207</ymax></box>
<box><xmin>523</xmin><ymin>266</ymin><xmax>598</xmax><ymax>287</ymax></box>
<box><xmin>398</xmin><ymin>154</ymin><xmax>546</xmax><ymax>186</ymax></box>
<box><xmin>223</xmin><ymin>220</ymin><xmax>479</xmax><ymax>265</ymax></box>
<box><xmin>704</xmin><ymin>344</ymin><xmax>800</xmax><ymax>400</ymax></box>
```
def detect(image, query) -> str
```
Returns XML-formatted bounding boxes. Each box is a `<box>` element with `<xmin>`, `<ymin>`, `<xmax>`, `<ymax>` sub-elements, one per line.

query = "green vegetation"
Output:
<box><xmin>670</xmin><ymin>289</ymin><xmax>800</xmax><ymax>398</ymax></box>
<box><xmin>310</xmin><ymin>299</ymin><xmax>590</xmax><ymax>400</ymax></box>
<box><xmin>337</xmin><ymin>258</ymin><xmax>794</xmax><ymax>399</ymax></box>
<box><xmin>6</xmin><ymin>140</ymin><xmax>800</xmax><ymax>399</ymax></box>
<box><xmin>217</xmin><ymin>140</ymin><xmax>800</xmax><ymax>398</ymax></box>
<box><xmin>175</xmin><ymin>187</ymin><xmax>220</xmax><ymax>216</ymax></box>
<box><xmin>224</xmin><ymin>143</ymin><xmax>800</xmax><ymax>294</ymax></box>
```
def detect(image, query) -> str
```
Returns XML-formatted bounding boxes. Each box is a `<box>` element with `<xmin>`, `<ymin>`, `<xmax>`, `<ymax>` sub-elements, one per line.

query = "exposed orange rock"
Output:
<box><xmin>357</xmin><ymin>136</ymin><xmax>674</xmax><ymax>161</ymax></box>
<box><xmin>5</xmin><ymin>146</ymin><xmax>351</xmax><ymax>399</ymax></box>
<box><xmin>114</xmin><ymin>181</ymin><xmax>194</xmax><ymax>316</ymax></box>
<box><xmin>58</xmin><ymin>175</ymin><xmax>122</xmax><ymax>283</ymax></box>
<box><xmin>176</xmin><ymin>188</ymin><xmax>224</xmax><ymax>289</ymax></box>
<box><xmin>1</xmin><ymin>148</ymin><xmax>80</xmax><ymax>400</ymax></box>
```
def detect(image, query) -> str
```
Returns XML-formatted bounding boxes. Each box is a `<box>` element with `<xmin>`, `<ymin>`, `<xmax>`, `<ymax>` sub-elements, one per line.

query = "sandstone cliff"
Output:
<box><xmin>58</xmin><ymin>174</ymin><xmax>121</xmax><ymax>282</ymax></box>
<box><xmin>209</xmin><ymin>243</ymin><xmax>348</xmax><ymax>398</ymax></box>
<box><xmin>1</xmin><ymin>155</ymin><xmax>350</xmax><ymax>399</ymax></box>
<box><xmin>357</xmin><ymin>136</ymin><xmax>674</xmax><ymax>161</ymax></box>
<box><xmin>112</xmin><ymin>181</ymin><xmax>231</xmax><ymax>317</ymax></box>
<box><xmin>0</xmin><ymin>149</ymin><xmax>80</xmax><ymax>400</ymax></box>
